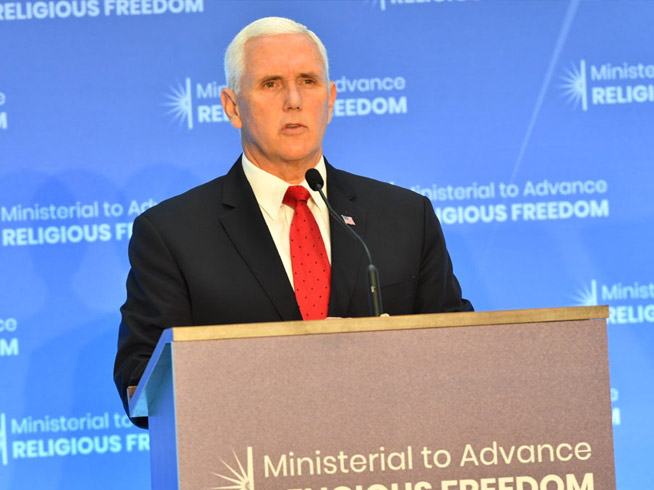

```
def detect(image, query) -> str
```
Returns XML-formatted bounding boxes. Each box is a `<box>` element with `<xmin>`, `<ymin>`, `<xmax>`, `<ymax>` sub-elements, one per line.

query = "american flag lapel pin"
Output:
<box><xmin>341</xmin><ymin>215</ymin><xmax>356</xmax><ymax>226</ymax></box>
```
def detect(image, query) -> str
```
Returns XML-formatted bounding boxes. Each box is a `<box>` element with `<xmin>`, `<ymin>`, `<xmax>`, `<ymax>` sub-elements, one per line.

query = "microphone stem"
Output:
<box><xmin>367</xmin><ymin>264</ymin><xmax>383</xmax><ymax>317</ymax></box>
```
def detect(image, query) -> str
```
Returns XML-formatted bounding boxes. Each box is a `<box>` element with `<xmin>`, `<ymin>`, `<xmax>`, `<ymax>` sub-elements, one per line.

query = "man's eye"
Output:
<box><xmin>264</xmin><ymin>81</ymin><xmax>277</xmax><ymax>88</ymax></box>
<box><xmin>302</xmin><ymin>78</ymin><xmax>316</xmax><ymax>85</ymax></box>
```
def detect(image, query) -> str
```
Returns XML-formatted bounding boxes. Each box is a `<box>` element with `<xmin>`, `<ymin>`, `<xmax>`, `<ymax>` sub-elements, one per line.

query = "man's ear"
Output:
<box><xmin>221</xmin><ymin>88</ymin><xmax>242</xmax><ymax>129</ymax></box>
<box><xmin>327</xmin><ymin>81</ymin><xmax>337</xmax><ymax>123</ymax></box>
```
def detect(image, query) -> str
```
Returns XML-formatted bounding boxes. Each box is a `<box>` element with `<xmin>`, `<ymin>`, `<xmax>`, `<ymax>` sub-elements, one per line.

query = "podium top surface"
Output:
<box><xmin>162</xmin><ymin>305</ymin><xmax>608</xmax><ymax>344</ymax></box>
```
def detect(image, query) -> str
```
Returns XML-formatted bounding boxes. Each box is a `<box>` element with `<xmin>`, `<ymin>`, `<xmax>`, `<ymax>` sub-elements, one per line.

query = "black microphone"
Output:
<box><xmin>305</xmin><ymin>168</ymin><xmax>383</xmax><ymax>317</ymax></box>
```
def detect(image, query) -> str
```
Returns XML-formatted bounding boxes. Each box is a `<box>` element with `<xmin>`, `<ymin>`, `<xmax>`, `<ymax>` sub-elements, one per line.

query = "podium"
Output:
<box><xmin>130</xmin><ymin>306</ymin><xmax>615</xmax><ymax>490</ymax></box>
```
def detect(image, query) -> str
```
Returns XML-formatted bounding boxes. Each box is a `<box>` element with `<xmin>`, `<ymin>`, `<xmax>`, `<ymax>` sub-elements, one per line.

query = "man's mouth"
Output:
<box><xmin>282</xmin><ymin>123</ymin><xmax>306</xmax><ymax>133</ymax></box>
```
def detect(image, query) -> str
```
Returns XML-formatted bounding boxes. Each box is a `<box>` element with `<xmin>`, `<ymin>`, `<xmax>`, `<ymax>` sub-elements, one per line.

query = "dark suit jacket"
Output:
<box><xmin>114</xmin><ymin>158</ymin><xmax>472</xmax><ymax>427</ymax></box>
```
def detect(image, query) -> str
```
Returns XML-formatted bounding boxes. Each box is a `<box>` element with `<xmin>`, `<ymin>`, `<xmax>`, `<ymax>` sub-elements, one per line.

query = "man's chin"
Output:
<box><xmin>276</xmin><ymin>150</ymin><xmax>321</xmax><ymax>167</ymax></box>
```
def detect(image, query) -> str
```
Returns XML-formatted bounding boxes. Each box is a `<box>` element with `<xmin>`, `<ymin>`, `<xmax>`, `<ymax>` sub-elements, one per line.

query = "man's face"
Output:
<box><xmin>222</xmin><ymin>33</ymin><xmax>336</xmax><ymax>178</ymax></box>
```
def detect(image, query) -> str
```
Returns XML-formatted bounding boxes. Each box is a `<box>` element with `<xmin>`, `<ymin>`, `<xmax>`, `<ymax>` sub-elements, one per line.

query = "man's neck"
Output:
<box><xmin>242</xmin><ymin>150</ymin><xmax>322</xmax><ymax>184</ymax></box>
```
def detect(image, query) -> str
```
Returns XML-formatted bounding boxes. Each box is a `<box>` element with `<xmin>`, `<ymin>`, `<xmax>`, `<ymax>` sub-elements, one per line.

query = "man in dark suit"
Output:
<box><xmin>114</xmin><ymin>17</ymin><xmax>472</xmax><ymax>428</ymax></box>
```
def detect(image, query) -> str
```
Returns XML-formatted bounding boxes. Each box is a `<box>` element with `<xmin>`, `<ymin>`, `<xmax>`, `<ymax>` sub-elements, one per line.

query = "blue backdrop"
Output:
<box><xmin>1</xmin><ymin>0</ymin><xmax>652</xmax><ymax>488</ymax></box>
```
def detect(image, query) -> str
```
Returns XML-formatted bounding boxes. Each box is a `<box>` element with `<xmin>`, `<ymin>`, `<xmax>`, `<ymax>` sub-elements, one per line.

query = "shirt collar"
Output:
<box><xmin>241</xmin><ymin>153</ymin><xmax>328</xmax><ymax>220</ymax></box>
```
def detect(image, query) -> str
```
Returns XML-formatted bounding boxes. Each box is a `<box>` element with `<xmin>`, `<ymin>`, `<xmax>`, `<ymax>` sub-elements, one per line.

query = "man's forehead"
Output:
<box><xmin>243</xmin><ymin>33</ymin><xmax>325</xmax><ymax>76</ymax></box>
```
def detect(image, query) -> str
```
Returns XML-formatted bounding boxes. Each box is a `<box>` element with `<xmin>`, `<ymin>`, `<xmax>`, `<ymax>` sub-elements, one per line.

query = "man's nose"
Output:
<box><xmin>284</xmin><ymin>83</ymin><xmax>302</xmax><ymax>110</ymax></box>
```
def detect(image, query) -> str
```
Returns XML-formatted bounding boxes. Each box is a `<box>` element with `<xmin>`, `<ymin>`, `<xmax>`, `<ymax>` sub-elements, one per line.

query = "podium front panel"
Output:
<box><xmin>164</xmin><ymin>317</ymin><xmax>614</xmax><ymax>490</ymax></box>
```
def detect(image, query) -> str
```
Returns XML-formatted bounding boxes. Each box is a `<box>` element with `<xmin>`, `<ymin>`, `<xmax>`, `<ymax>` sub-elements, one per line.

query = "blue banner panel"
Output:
<box><xmin>1</xmin><ymin>0</ymin><xmax>652</xmax><ymax>488</ymax></box>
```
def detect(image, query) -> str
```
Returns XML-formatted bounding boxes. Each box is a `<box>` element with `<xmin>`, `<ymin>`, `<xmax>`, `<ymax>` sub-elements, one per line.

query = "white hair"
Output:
<box><xmin>224</xmin><ymin>16</ymin><xmax>330</xmax><ymax>93</ymax></box>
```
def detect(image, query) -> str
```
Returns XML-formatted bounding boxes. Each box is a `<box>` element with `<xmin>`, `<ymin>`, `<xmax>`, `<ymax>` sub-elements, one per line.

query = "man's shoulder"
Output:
<box><xmin>141</xmin><ymin>157</ymin><xmax>248</xmax><ymax>221</ymax></box>
<box><xmin>139</xmin><ymin>176</ymin><xmax>226</xmax><ymax>225</ymax></box>
<box><xmin>330</xmin><ymin>166</ymin><xmax>428</xmax><ymax>207</ymax></box>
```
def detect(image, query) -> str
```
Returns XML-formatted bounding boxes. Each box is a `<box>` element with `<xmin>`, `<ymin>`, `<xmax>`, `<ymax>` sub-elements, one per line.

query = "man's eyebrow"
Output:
<box><xmin>258</xmin><ymin>74</ymin><xmax>283</xmax><ymax>82</ymax></box>
<box><xmin>254</xmin><ymin>72</ymin><xmax>325</xmax><ymax>84</ymax></box>
<box><xmin>299</xmin><ymin>71</ymin><xmax>323</xmax><ymax>79</ymax></box>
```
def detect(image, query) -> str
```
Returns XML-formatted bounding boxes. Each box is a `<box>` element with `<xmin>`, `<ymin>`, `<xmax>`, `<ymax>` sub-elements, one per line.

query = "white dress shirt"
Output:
<box><xmin>241</xmin><ymin>154</ymin><xmax>332</xmax><ymax>289</ymax></box>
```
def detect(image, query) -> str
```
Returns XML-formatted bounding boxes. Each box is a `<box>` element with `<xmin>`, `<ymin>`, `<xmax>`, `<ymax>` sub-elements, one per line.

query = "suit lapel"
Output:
<box><xmin>326</xmin><ymin>164</ymin><xmax>368</xmax><ymax>317</ymax></box>
<box><xmin>219</xmin><ymin>160</ymin><xmax>302</xmax><ymax>321</ymax></box>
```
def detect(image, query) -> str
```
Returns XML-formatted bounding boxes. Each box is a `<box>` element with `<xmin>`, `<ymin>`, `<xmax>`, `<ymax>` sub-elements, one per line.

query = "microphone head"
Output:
<box><xmin>305</xmin><ymin>168</ymin><xmax>324</xmax><ymax>191</ymax></box>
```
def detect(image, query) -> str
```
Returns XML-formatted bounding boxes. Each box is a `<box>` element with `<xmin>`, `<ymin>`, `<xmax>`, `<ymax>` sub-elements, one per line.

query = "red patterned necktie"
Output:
<box><xmin>283</xmin><ymin>185</ymin><xmax>331</xmax><ymax>320</ymax></box>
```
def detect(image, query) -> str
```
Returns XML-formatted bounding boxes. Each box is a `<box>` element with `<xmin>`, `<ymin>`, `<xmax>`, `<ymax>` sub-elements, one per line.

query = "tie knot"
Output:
<box><xmin>283</xmin><ymin>185</ymin><xmax>311</xmax><ymax>209</ymax></box>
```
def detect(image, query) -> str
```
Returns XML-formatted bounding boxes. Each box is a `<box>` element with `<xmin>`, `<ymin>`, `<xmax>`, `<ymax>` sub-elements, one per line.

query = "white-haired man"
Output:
<box><xmin>115</xmin><ymin>17</ymin><xmax>472</xmax><ymax>428</ymax></box>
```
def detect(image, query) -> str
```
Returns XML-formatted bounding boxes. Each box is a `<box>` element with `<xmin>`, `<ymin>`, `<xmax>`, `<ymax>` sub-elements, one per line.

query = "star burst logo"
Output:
<box><xmin>573</xmin><ymin>280</ymin><xmax>598</xmax><ymax>306</ymax></box>
<box><xmin>211</xmin><ymin>446</ymin><xmax>255</xmax><ymax>490</ymax></box>
<box><xmin>560</xmin><ymin>60</ymin><xmax>588</xmax><ymax>111</ymax></box>
<box><xmin>164</xmin><ymin>78</ymin><xmax>194</xmax><ymax>129</ymax></box>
